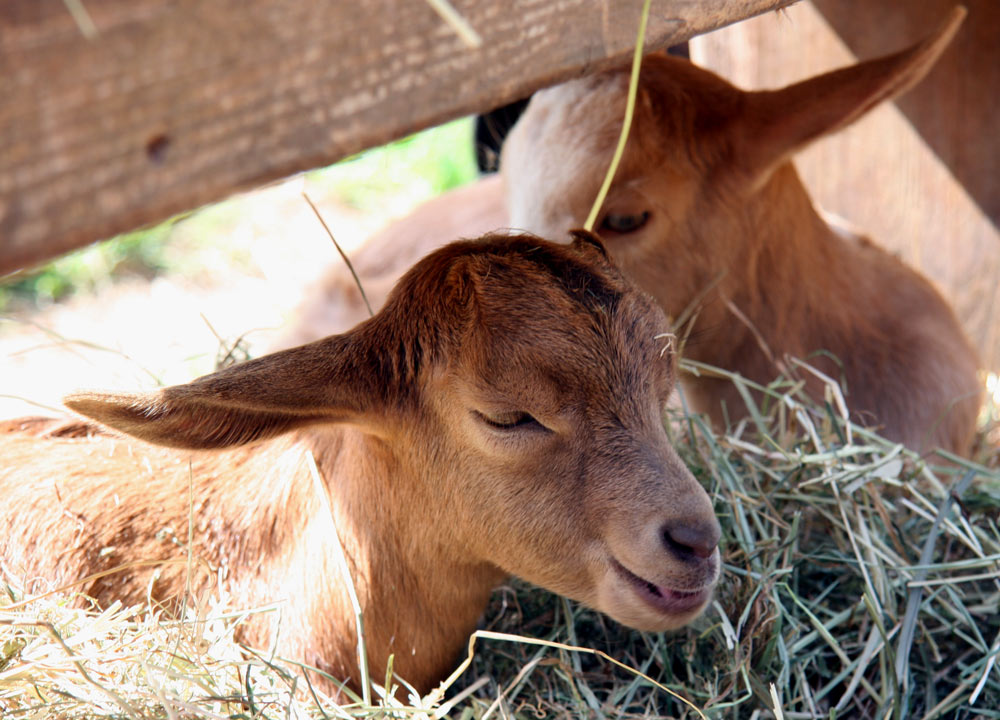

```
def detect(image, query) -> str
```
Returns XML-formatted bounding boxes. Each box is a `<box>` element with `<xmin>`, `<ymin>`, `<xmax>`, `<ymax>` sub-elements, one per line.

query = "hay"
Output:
<box><xmin>3</xmin><ymin>366</ymin><xmax>997</xmax><ymax>719</ymax></box>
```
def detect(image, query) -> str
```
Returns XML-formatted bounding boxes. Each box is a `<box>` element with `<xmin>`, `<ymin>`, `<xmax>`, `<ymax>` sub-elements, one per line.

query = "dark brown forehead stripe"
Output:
<box><xmin>376</xmin><ymin>234</ymin><xmax>639</xmax><ymax>394</ymax></box>
<box><xmin>473</xmin><ymin>234</ymin><xmax>623</xmax><ymax>318</ymax></box>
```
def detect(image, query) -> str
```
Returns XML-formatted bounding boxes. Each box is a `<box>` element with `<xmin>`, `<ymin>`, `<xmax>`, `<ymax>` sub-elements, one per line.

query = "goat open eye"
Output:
<box><xmin>601</xmin><ymin>211</ymin><xmax>649</xmax><ymax>234</ymax></box>
<box><xmin>475</xmin><ymin>410</ymin><xmax>544</xmax><ymax>431</ymax></box>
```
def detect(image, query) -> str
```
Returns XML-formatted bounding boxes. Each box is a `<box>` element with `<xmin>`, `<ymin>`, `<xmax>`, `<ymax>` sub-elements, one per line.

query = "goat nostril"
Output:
<box><xmin>661</xmin><ymin>520</ymin><xmax>719</xmax><ymax>560</ymax></box>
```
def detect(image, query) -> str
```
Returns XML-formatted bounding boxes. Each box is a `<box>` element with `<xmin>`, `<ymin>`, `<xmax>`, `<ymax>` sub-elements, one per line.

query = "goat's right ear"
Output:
<box><xmin>64</xmin><ymin>329</ymin><xmax>397</xmax><ymax>450</ymax></box>
<box><xmin>735</xmin><ymin>6</ymin><xmax>964</xmax><ymax>187</ymax></box>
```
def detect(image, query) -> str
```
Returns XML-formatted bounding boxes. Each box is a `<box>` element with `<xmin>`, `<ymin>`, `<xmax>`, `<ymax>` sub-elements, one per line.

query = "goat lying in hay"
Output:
<box><xmin>286</xmin><ymin>7</ymin><xmax>981</xmax><ymax>456</ymax></box>
<box><xmin>0</xmin><ymin>233</ymin><xmax>720</xmax><ymax>697</ymax></box>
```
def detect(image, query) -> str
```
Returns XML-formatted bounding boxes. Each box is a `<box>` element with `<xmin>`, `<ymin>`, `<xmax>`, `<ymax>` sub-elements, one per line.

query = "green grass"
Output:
<box><xmin>2</xmin><ymin>97</ymin><xmax>997</xmax><ymax>717</ymax></box>
<box><xmin>0</xmin><ymin>226</ymin><xmax>175</xmax><ymax>311</ymax></box>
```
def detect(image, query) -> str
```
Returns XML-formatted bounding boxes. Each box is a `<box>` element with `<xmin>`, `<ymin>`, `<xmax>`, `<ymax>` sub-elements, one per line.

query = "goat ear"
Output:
<box><xmin>737</xmin><ymin>6</ymin><xmax>964</xmax><ymax>184</ymax></box>
<box><xmin>569</xmin><ymin>229</ymin><xmax>611</xmax><ymax>260</ymax></box>
<box><xmin>64</xmin><ymin>330</ymin><xmax>391</xmax><ymax>450</ymax></box>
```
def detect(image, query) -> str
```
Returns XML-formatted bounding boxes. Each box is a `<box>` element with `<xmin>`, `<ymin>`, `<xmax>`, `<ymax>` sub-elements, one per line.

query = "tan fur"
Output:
<box><xmin>286</xmin><ymin>9</ymin><xmax>979</xmax><ymax>454</ymax></box>
<box><xmin>502</xmin><ymin>7</ymin><xmax>979</xmax><ymax>454</ymax></box>
<box><xmin>1</xmin><ymin>234</ymin><xmax>720</xmax><ymax>697</ymax></box>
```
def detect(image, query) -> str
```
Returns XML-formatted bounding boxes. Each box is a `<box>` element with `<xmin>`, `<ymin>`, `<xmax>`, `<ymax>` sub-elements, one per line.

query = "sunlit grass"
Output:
<box><xmin>985</xmin><ymin>372</ymin><xmax>1000</xmax><ymax>423</ymax></box>
<box><xmin>306</xmin><ymin>117</ymin><xmax>477</xmax><ymax>214</ymax></box>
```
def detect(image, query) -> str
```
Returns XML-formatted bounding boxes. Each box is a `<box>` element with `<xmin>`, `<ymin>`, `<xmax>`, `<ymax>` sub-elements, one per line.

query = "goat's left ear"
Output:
<box><xmin>64</xmin><ymin>327</ymin><xmax>396</xmax><ymax>450</ymax></box>
<box><xmin>736</xmin><ymin>5</ymin><xmax>964</xmax><ymax>186</ymax></box>
<box><xmin>569</xmin><ymin>229</ymin><xmax>612</xmax><ymax>261</ymax></box>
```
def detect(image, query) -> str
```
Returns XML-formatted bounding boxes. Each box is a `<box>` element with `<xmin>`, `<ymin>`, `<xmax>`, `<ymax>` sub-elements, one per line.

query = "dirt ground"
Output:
<box><xmin>0</xmin><ymin>176</ymin><xmax>404</xmax><ymax>421</ymax></box>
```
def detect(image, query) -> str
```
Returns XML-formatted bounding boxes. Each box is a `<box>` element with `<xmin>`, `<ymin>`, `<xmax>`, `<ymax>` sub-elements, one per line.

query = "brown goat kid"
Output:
<box><xmin>1</xmin><ymin>234</ymin><xmax>720</xmax><ymax>696</ymax></box>
<box><xmin>503</xmin><ymin>7</ymin><xmax>980</xmax><ymax>454</ymax></box>
<box><xmin>290</xmin><ymin>8</ymin><xmax>980</xmax><ymax>455</ymax></box>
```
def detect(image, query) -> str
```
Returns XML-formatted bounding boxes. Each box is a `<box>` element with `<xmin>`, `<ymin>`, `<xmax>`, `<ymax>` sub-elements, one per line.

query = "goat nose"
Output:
<box><xmin>661</xmin><ymin>518</ymin><xmax>720</xmax><ymax>560</ymax></box>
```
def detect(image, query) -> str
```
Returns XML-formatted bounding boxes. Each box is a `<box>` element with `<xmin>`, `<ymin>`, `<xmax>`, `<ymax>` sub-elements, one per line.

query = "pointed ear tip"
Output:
<box><xmin>63</xmin><ymin>391</ymin><xmax>109</xmax><ymax>415</ymax></box>
<box><xmin>63</xmin><ymin>390</ymin><xmax>146</xmax><ymax>417</ymax></box>
<box><xmin>936</xmin><ymin>5</ymin><xmax>967</xmax><ymax>41</ymax></box>
<box><xmin>946</xmin><ymin>5</ymin><xmax>967</xmax><ymax>26</ymax></box>
<box><xmin>64</xmin><ymin>390</ymin><xmax>94</xmax><ymax>408</ymax></box>
<box><xmin>903</xmin><ymin>6</ymin><xmax>965</xmax><ymax>78</ymax></box>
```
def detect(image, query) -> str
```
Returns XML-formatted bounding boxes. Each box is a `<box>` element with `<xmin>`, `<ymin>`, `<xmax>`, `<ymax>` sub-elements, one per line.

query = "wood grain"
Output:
<box><xmin>0</xmin><ymin>0</ymin><xmax>793</xmax><ymax>273</ymax></box>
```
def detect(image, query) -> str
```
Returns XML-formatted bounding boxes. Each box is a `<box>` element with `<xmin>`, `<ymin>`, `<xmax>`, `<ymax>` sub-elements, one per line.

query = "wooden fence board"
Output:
<box><xmin>0</xmin><ymin>0</ymin><xmax>794</xmax><ymax>274</ymax></box>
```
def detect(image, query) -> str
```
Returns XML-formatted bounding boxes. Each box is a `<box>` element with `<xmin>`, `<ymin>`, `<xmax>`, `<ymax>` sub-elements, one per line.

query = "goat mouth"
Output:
<box><xmin>611</xmin><ymin>558</ymin><xmax>712</xmax><ymax>616</ymax></box>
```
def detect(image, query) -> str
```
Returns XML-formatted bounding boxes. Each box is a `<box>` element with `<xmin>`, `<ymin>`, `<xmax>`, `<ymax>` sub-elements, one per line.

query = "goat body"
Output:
<box><xmin>1</xmin><ymin>234</ymin><xmax>720</xmax><ymax>695</ymax></box>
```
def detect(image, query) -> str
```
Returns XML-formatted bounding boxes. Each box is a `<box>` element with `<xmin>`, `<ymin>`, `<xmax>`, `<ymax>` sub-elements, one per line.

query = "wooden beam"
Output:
<box><xmin>0</xmin><ymin>0</ymin><xmax>793</xmax><ymax>274</ymax></box>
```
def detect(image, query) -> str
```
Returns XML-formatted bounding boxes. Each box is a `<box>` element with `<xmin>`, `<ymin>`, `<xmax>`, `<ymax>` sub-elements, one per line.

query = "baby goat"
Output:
<box><xmin>503</xmin><ymin>7</ymin><xmax>980</xmax><ymax>454</ymax></box>
<box><xmin>1</xmin><ymin>233</ymin><xmax>720</xmax><ymax>696</ymax></box>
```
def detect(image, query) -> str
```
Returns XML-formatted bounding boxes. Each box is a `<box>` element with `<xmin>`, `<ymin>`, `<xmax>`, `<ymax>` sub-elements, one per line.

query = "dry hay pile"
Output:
<box><xmin>2</xmin><ymin>365</ymin><xmax>998</xmax><ymax>719</ymax></box>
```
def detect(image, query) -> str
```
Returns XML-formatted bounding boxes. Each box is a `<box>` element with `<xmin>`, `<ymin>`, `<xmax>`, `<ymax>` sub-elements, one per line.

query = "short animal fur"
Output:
<box><xmin>1</xmin><ymin>233</ymin><xmax>720</xmax><ymax>696</ymax></box>
<box><xmin>503</xmin><ymin>7</ymin><xmax>979</xmax><ymax>454</ymax></box>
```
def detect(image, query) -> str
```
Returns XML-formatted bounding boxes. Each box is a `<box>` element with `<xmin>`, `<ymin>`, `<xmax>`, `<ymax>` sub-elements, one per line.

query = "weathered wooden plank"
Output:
<box><xmin>0</xmin><ymin>0</ymin><xmax>794</xmax><ymax>274</ymax></box>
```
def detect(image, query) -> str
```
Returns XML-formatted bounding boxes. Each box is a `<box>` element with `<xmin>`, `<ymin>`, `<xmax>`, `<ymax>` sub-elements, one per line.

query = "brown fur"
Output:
<box><xmin>286</xmin><ymin>9</ymin><xmax>979</xmax><ymax>454</ymax></box>
<box><xmin>502</xmin><ymin>7</ymin><xmax>979</xmax><ymax>454</ymax></box>
<box><xmin>1</xmin><ymin>234</ymin><xmax>720</xmax><ymax>697</ymax></box>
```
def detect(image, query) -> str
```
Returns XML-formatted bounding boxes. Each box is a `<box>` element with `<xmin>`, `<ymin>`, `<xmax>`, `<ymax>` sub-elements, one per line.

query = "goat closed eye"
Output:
<box><xmin>601</xmin><ymin>211</ymin><xmax>649</xmax><ymax>234</ymax></box>
<box><xmin>474</xmin><ymin>409</ymin><xmax>546</xmax><ymax>432</ymax></box>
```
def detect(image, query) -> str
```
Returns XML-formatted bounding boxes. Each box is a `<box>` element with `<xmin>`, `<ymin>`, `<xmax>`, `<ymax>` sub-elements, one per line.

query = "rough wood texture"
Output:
<box><xmin>0</xmin><ymin>0</ymin><xmax>793</xmax><ymax>274</ymax></box>
<box><xmin>692</xmin><ymin>0</ymin><xmax>1000</xmax><ymax>369</ymax></box>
